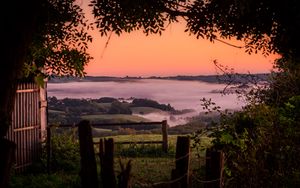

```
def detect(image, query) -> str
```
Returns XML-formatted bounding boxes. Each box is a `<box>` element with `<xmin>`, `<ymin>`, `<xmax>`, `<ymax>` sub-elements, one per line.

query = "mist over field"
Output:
<box><xmin>135</xmin><ymin>110</ymin><xmax>200</xmax><ymax>127</ymax></box>
<box><xmin>48</xmin><ymin>79</ymin><xmax>244</xmax><ymax>125</ymax></box>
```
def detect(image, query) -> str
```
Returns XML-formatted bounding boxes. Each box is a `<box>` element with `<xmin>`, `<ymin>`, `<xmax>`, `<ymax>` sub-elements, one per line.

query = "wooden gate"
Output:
<box><xmin>5</xmin><ymin>81</ymin><xmax>47</xmax><ymax>172</ymax></box>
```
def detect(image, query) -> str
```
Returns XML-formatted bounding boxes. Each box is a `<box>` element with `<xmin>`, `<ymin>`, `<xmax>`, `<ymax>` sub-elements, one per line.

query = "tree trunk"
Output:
<box><xmin>0</xmin><ymin>0</ymin><xmax>41</xmax><ymax>186</ymax></box>
<box><xmin>0</xmin><ymin>139</ymin><xmax>16</xmax><ymax>187</ymax></box>
<box><xmin>0</xmin><ymin>0</ymin><xmax>40</xmax><ymax>136</ymax></box>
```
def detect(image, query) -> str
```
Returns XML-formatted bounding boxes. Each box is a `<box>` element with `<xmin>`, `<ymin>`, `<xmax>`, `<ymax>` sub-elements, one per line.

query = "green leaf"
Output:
<box><xmin>220</xmin><ymin>132</ymin><xmax>234</xmax><ymax>144</ymax></box>
<box><xmin>34</xmin><ymin>75</ymin><xmax>45</xmax><ymax>88</ymax></box>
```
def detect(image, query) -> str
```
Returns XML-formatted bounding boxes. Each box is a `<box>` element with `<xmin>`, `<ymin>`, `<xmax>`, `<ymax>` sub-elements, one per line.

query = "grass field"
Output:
<box><xmin>81</xmin><ymin>114</ymin><xmax>151</xmax><ymax>123</ymax></box>
<box><xmin>95</xmin><ymin>134</ymin><xmax>210</xmax><ymax>187</ymax></box>
<box><xmin>11</xmin><ymin>133</ymin><xmax>211</xmax><ymax>188</ymax></box>
<box><xmin>93</xmin><ymin>102</ymin><xmax>112</xmax><ymax>109</ymax></box>
<box><xmin>48</xmin><ymin>109</ymin><xmax>66</xmax><ymax>114</ymax></box>
<box><xmin>130</xmin><ymin>107</ymin><xmax>164</xmax><ymax>114</ymax></box>
<box><xmin>94</xmin><ymin>134</ymin><xmax>177</xmax><ymax>143</ymax></box>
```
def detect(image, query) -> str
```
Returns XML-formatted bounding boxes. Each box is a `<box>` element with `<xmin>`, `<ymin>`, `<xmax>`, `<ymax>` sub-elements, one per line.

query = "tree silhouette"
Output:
<box><xmin>0</xmin><ymin>0</ymin><xmax>91</xmax><ymax>185</ymax></box>
<box><xmin>1</xmin><ymin>0</ymin><xmax>300</xmax><ymax>185</ymax></box>
<box><xmin>91</xmin><ymin>0</ymin><xmax>300</xmax><ymax>59</ymax></box>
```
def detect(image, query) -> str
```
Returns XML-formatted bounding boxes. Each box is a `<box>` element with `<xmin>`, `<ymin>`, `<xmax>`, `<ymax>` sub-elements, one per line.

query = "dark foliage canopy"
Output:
<box><xmin>24</xmin><ymin>0</ymin><xmax>93</xmax><ymax>80</ymax></box>
<box><xmin>91</xmin><ymin>0</ymin><xmax>300</xmax><ymax>60</ymax></box>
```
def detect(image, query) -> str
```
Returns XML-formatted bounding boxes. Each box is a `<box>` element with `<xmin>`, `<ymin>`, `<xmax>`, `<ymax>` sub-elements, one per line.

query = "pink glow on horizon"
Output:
<box><xmin>81</xmin><ymin>1</ymin><xmax>278</xmax><ymax>77</ymax></box>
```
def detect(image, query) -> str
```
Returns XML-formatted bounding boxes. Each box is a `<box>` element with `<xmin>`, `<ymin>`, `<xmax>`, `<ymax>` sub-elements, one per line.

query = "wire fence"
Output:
<box><xmin>133</xmin><ymin>173</ymin><xmax>221</xmax><ymax>188</ymax></box>
<box><xmin>126</xmin><ymin>153</ymin><xmax>221</xmax><ymax>188</ymax></box>
<box><xmin>50</xmin><ymin>129</ymin><xmax>221</xmax><ymax>187</ymax></box>
<box><xmin>108</xmin><ymin>144</ymin><xmax>222</xmax><ymax>188</ymax></box>
<box><xmin>77</xmin><ymin>121</ymin><xmax>224</xmax><ymax>188</ymax></box>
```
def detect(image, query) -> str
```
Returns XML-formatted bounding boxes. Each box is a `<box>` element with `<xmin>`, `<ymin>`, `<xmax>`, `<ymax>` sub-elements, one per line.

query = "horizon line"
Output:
<box><xmin>83</xmin><ymin>72</ymin><xmax>271</xmax><ymax>78</ymax></box>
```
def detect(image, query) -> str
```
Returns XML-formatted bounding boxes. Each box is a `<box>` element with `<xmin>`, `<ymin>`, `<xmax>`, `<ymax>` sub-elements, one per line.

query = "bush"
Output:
<box><xmin>200</xmin><ymin>99</ymin><xmax>300</xmax><ymax>187</ymax></box>
<box><xmin>116</xmin><ymin>143</ymin><xmax>175</xmax><ymax>157</ymax></box>
<box><xmin>191</xmin><ymin>61</ymin><xmax>300</xmax><ymax>187</ymax></box>
<box><xmin>41</xmin><ymin>128</ymin><xmax>80</xmax><ymax>172</ymax></box>
<box><xmin>10</xmin><ymin>128</ymin><xmax>81</xmax><ymax>188</ymax></box>
<box><xmin>10</xmin><ymin>173</ymin><xmax>80</xmax><ymax>188</ymax></box>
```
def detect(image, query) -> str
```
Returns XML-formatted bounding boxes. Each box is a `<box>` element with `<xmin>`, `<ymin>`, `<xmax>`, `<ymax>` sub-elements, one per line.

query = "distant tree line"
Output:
<box><xmin>48</xmin><ymin>97</ymin><xmax>107</xmax><ymax>115</ymax></box>
<box><xmin>47</xmin><ymin>97</ymin><xmax>177</xmax><ymax>125</ymax></box>
<box><xmin>131</xmin><ymin>98</ymin><xmax>175</xmax><ymax>111</ymax></box>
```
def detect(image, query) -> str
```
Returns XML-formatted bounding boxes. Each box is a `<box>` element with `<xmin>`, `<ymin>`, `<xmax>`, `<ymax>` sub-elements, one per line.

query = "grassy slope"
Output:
<box><xmin>81</xmin><ymin>114</ymin><xmax>151</xmax><ymax>123</ymax></box>
<box><xmin>130</xmin><ymin>107</ymin><xmax>164</xmax><ymax>114</ymax></box>
<box><xmin>48</xmin><ymin>109</ymin><xmax>66</xmax><ymax>114</ymax></box>
<box><xmin>93</xmin><ymin>102</ymin><xmax>111</xmax><ymax>108</ymax></box>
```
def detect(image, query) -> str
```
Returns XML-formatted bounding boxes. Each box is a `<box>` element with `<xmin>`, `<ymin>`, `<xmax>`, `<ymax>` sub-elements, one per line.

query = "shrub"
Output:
<box><xmin>116</xmin><ymin>143</ymin><xmax>175</xmax><ymax>157</ymax></box>
<box><xmin>10</xmin><ymin>173</ymin><xmax>80</xmax><ymax>188</ymax></box>
<box><xmin>41</xmin><ymin>127</ymin><xmax>80</xmax><ymax>172</ymax></box>
<box><xmin>199</xmin><ymin>99</ymin><xmax>300</xmax><ymax>187</ymax></box>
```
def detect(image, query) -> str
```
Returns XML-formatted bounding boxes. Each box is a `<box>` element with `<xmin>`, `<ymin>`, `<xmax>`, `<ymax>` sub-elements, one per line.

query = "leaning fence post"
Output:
<box><xmin>99</xmin><ymin>138</ymin><xmax>116</xmax><ymax>188</ymax></box>
<box><xmin>171</xmin><ymin>136</ymin><xmax>190</xmax><ymax>188</ymax></box>
<box><xmin>205</xmin><ymin>149</ymin><xmax>224</xmax><ymax>188</ymax></box>
<box><xmin>161</xmin><ymin>120</ymin><xmax>168</xmax><ymax>153</ymax></box>
<box><xmin>118</xmin><ymin>159</ymin><xmax>132</xmax><ymax>188</ymax></box>
<box><xmin>78</xmin><ymin>120</ymin><xmax>98</xmax><ymax>188</ymax></box>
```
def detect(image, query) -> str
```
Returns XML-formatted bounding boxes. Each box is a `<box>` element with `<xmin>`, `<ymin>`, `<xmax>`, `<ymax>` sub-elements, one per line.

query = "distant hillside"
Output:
<box><xmin>151</xmin><ymin>73</ymin><xmax>270</xmax><ymax>84</ymax></box>
<box><xmin>48</xmin><ymin>73</ymin><xmax>271</xmax><ymax>84</ymax></box>
<box><xmin>47</xmin><ymin>96</ymin><xmax>182</xmax><ymax>125</ymax></box>
<box><xmin>48</xmin><ymin>76</ymin><xmax>136</xmax><ymax>83</ymax></box>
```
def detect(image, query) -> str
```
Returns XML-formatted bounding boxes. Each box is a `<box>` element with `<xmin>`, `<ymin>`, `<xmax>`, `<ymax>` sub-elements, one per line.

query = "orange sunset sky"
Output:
<box><xmin>81</xmin><ymin>1</ymin><xmax>278</xmax><ymax>77</ymax></box>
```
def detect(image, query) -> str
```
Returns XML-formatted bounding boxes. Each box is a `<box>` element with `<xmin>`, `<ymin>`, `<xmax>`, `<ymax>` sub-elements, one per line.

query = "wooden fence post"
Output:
<box><xmin>99</xmin><ymin>138</ymin><xmax>116</xmax><ymax>188</ymax></box>
<box><xmin>0</xmin><ymin>138</ymin><xmax>16</xmax><ymax>188</ymax></box>
<box><xmin>118</xmin><ymin>159</ymin><xmax>132</xmax><ymax>188</ymax></box>
<box><xmin>171</xmin><ymin>136</ymin><xmax>190</xmax><ymax>188</ymax></box>
<box><xmin>78</xmin><ymin>120</ymin><xmax>98</xmax><ymax>188</ymax></box>
<box><xmin>46</xmin><ymin>126</ymin><xmax>51</xmax><ymax>174</ymax></box>
<box><xmin>162</xmin><ymin>120</ymin><xmax>168</xmax><ymax>153</ymax></box>
<box><xmin>205</xmin><ymin>149</ymin><xmax>224</xmax><ymax>188</ymax></box>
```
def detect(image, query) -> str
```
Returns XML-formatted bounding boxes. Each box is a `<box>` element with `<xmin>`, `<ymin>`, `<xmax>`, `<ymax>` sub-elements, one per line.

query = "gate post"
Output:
<box><xmin>171</xmin><ymin>136</ymin><xmax>190</xmax><ymax>188</ymax></box>
<box><xmin>162</xmin><ymin>120</ymin><xmax>168</xmax><ymax>153</ymax></box>
<box><xmin>78</xmin><ymin>120</ymin><xmax>98</xmax><ymax>188</ymax></box>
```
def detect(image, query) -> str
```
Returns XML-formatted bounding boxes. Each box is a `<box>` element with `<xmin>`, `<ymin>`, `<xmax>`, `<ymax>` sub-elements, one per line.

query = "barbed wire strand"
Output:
<box><xmin>133</xmin><ymin>171</ymin><xmax>222</xmax><ymax>187</ymax></box>
<box><xmin>174</xmin><ymin>153</ymin><xmax>190</xmax><ymax>162</ymax></box>
<box><xmin>138</xmin><ymin>152</ymin><xmax>190</xmax><ymax>167</ymax></box>
<box><xmin>153</xmin><ymin>172</ymin><xmax>188</xmax><ymax>186</ymax></box>
<box><xmin>159</xmin><ymin>153</ymin><xmax>210</xmax><ymax>166</ymax></box>
<box><xmin>134</xmin><ymin>172</ymin><xmax>189</xmax><ymax>188</ymax></box>
<box><xmin>191</xmin><ymin>174</ymin><xmax>221</xmax><ymax>184</ymax></box>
